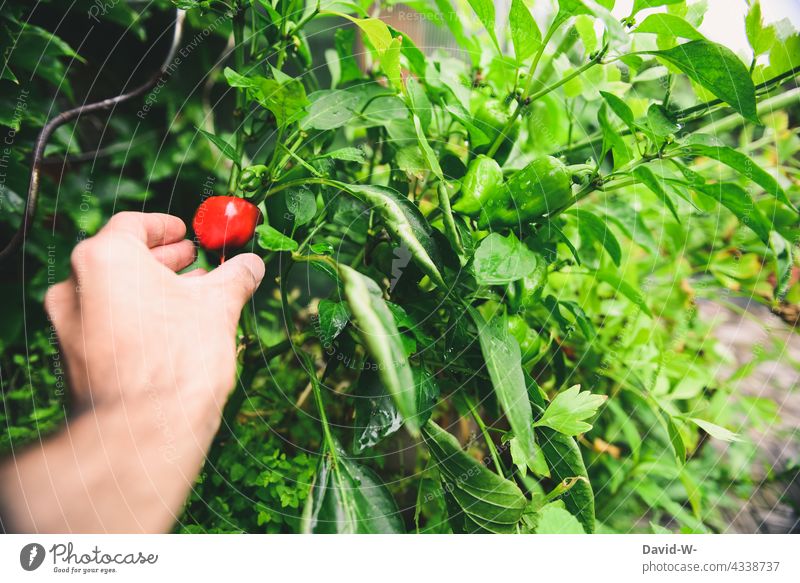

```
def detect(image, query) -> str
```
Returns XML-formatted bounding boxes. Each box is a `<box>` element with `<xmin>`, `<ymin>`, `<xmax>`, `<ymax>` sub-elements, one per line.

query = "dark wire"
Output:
<box><xmin>0</xmin><ymin>9</ymin><xmax>186</xmax><ymax>264</ymax></box>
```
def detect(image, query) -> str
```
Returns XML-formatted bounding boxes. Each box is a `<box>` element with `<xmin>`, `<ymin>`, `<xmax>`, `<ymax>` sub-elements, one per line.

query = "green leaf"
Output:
<box><xmin>510</xmin><ymin>434</ymin><xmax>550</xmax><ymax>478</ymax></box>
<box><xmin>746</xmin><ymin>1</ymin><xmax>776</xmax><ymax>57</ymax></box>
<box><xmin>257</xmin><ymin>77</ymin><xmax>309</xmax><ymax>127</ymax></box>
<box><xmin>333</xmin><ymin>28</ymin><xmax>363</xmax><ymax>85</ymax></box>
<box><xmin>509</xmin><ymin>0</ymin><xmax>541</xmax><ymax>62</ymax></box>
<box><xmin>317</xmin><ymin>299</ymin><xmax>350</xmax><ymax>346</ymax></box>
<box><xmin>318</xmin><ymin>147</ymin><xmax>366</xmax><ymax>162</ymax></box>
<box><xmin>223</xmin><ymin>67</ymin><xmax>260</xmax><ymax>90</ymax></box>
<box><xmin>338</xmin><ymin>266</ymin><xmax>419</xmax><ymax>434</ymax></box>
<box><xmin>694</xmin><ymin>182</ymin><xmax>772</xmax><ymax>244</ymax></box>
<box><xmin>565</xmin><ymin>209</ymin><xmax>622</xmax><ymax>266</ymax></box>
<box><xmin>771</xmin><ymin>232</ymin><xmax>794</xmax><ymax>300</ymax></box>
<box><xmin>353</xmin><ymin>368</ymin><xmax>403</xmax><ymax>452</ymax></box>
<box><xmin>556</xmin><ymin>0</ymin><xmax>593</xmax><ymax>25</ymax></box>
<box><xmin>537</xmin><ymin>428</ymin><xmax>596</xmax><ymax>533</ymax></box>
<box><xmin>302</xmin><ymin>441</ymin><xmax>404</xmax><ymax>533</ymax></box>
<box><xmin>412</xmin><ymin>114</ymin><xmax>443</xmax><ymax>180</ymax></box>
<box><xmin>593</xmin><ymin>270</ymin><xmax>653</xmax><ymax>317</ymax></box>
<box><xmin>414</xmin><ymin>367</ymin><xmax>440</xmax><ymax>428</ymax></box>
<box><xmin>683</xmin><ymin>144</ymin><xmax>795</xmax><ymax>210</ymax></box>
<box><xmin>689</xmin><ymin>418</ymin><xmax>741</xmax><ymax>442</ymax></box>
<box><xmin>632</xmin><ymin>165</ymin><xmax>681</xmax><ymax>223</ymax></box>
<box><xmin>597</xmin><ymin>103</ymin><xmax>632</xmax><ymax>169</ymax></box>
<box><xmin>471</xmin><ymin>309</ymin><xmax>537</xmax><ymax>463</ymax></box>
<box><xmin>422</xmin><ymin>421</ymin><xmax>527</xmax><ymax>533</ymax></box>
<box><xmin>647</xmin><ymin>40</ymin><xmax>758</xmax><ymax>124</ymax></box>
<box><xmin>345</xmin><ymin>184</ymin><xmax>445</xmax><ymax>287</ymax></box>
<box><xmin>467</xmin><ymin>0</ymin><xmax>501</xmax><ymax>52</ymax></box>
<box><xmin>405</xmin><ymin>77</ymin><xmax>433</xmax><ymax>129</ymax></box>
<box><xmin>382</xmin><ymin>37</ymin><xmax>403</xmax><ymax>90</ymax></box>
<box><xmin>535</xmin><ymin>503</ymin><xmax>587</xmax><ymax>534</ymax></box>
<box><xmin>342</xmin><ymin>15</ymin><xmax>392</xmax><ymax>53</ymax></box>
<box><xmin>255</xmin><ymin>224</ymin><xmax>298</xmax><ymax>252</ymax></box>
<box><xmin>599</xmin><ymin>91</ymin><xmax>636</xmax><ymax>132</ymax></box>
<box><xmin>646</xmin><ymin>104</ymin><xmax>681</xmax><ymax>138</ymax></box>
<box><xmin>284</xmin><ymin>187</ymin><xmax>317</xmax><ymax>227</ymax></box>
<box><xmin>301</xmin><ymin>90</ymin><xmax>361</xmax><ymax>130</ymax></box>
<box><xmin>473</xmin><ymin>232</ymin><xmax>542</xmax><ymax>286</ymax></box>
<box><xmin>630</xmin><ymin>0</ymin><xmax>684</xmax><ymax>16</ymax></box>
<box><xmin>661</xmin><ymin>408</ymin><xmax>687</xmax><ymax>463</ymax></box>
<box><xmin>534</xmin><ymin>385</ymin><xmax>606</xmax><ymax>436</ymax></box>
<box><xmin>195</xmin><ymin>128</ymin><xmax>240</xmax><ymax>167</ymax></box>
<box><xmin>636</xmin><ymin>13</ymin><xmax>705</xmax><ymax>40</ymax></box>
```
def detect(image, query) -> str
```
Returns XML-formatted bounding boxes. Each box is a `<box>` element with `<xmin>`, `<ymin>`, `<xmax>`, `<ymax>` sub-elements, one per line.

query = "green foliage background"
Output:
<box><xmin>1</xmin><ymin>0</ymin><xmax>799</xmax><ymax>533</ymax></box>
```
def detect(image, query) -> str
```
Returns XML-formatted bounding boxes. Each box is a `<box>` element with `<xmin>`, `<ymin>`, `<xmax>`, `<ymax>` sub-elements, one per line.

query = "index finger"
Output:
<box><xmin>101</xmin><ymin>212</ymin><xmax>187</xmax><ymax>248</ymax></box>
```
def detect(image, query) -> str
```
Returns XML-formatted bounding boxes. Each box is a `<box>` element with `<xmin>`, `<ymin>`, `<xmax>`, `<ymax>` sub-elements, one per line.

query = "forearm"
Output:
<box><xmin>0</xmin><ymin>391</ymin><xmax>223</xmax><ymax>533</ymax></box>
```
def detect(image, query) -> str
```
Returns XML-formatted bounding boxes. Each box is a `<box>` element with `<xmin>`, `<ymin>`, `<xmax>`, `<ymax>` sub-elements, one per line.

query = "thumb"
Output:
<box><xmin>205</xmin><ymin>253</ymin><xmax>265</xmax><ymax>319</ymax></box>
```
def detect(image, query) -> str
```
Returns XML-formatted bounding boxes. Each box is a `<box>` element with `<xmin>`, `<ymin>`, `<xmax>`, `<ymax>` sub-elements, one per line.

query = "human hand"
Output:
<box><xmin>44</xmin><ymin>211</ymin><xmax>265</xmax><ymax>414</ymax></box>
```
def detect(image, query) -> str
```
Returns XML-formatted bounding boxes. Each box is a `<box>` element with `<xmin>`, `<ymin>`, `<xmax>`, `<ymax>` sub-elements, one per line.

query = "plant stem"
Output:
<box><xmin>486</xmin><ymin>21</ymin><xmax>559</xmax><ymax>158</ymax></box>
<box><xmin>211</xmin><ymin>338</ymin><xmax>293</xmax><ymax>449</ymax></box>
<box><xmin>488</xmin><ymin>39</ymin><xmax>606</xmax><ymax>158</ymax></box>
<box><xmin>227</xmin><ymin>5</ymin><xmax>247</xmax><ymax>193</ymax></box>
<box><xmin>697</xmin><ymin>86</ymin><xmax>800</xmax><ymax>135</ymax></box>
<box><xmin>464</xmin><ymin>396</ymin><xmax>504</xmax><ymax>476</ymax></box>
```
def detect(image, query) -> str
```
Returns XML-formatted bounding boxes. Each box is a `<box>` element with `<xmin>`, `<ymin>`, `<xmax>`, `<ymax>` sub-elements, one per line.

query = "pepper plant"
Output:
<box><xmin>3</xmin><ymin>0</ymin><xmax>799</xmax><ymax>534</ymax></box>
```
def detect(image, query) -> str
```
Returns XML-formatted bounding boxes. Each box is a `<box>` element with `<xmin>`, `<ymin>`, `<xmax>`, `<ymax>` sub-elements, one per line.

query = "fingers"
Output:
<box><xmin>180</xmin><ymin>267</ymin><xmax>207</xmax><ymax>278</ymax></box>
<box><xmin>203</xmin><ymin>253</ymin><xmax>265</xmax><ymax>320</ymax></box>
<box><xmin>44</xmin><ymin>278</ymin><xmax>78</xmax><ymax>332</ymax></box>
<box><xmin>102</xmin><ymin>212</ymin><xmax>187</xmax><ymax>248</ymax></box>
<box><xmin>150</xmin><ymin>239</ymin><xmax>196</xmax><ymax>272</ymax></box>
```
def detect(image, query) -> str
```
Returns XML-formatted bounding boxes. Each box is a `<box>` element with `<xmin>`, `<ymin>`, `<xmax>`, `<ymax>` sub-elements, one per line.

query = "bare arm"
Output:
<box><xmin>0</xmin><ymin>212</ymin><xmax>264</xmax><ymax>533</ymax></box>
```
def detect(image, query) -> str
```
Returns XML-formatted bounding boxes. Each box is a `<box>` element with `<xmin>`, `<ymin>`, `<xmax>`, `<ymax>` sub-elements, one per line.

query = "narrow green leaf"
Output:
<box><xmin>599</xmin><ymin>91</ymin><xmax>636</xmax><ymax>132</ymax></box>
<box><xmin>423</xmin><ymin>421</ymin><xmax>527</xmax><ymax>532</ymax></box>
<box><xmin>382</xmin><ymin>37</ymin><xmax>403</xmax><ymax>90</ymax></box>
<box><xmin>510</xmin><ymin>0</ymin><xmax>541</xmax><ymax>62</ymax></box>
<box><xmin>689</xmin><ymin>418</ymin><xmax>741</xmax><ymax>442</ymax></box>
<box><xmin>345</xmin><ymin>184</ymin><xmax>445</xmax><ymax>287</ymax></box>
<box><xmin>632</xmin><ymin>165</ymin><xmax>681</xmax><ymax>223</ymax></box>
<box><xmin>683</xmin><ymin>144</ymin><xmax>795</xmax><ymax>210</ymax></box>
<box><xmin>339</xmin><ymin>266</ymin><xmax>419</xmax><ymax>435</ymax></box>
<box><xmin>566</xmin><ymin>209</ymin><xmax>623</xmax><ymax>266</ymax></box>
<box><xmin>593</xmin><ymin>270</ymin><xmax>653</xmax><ymax>317</ymax></box>
<box><xmin>471</xmin><ymin>309</ymin><xmax>537</xmax><ymax>463</ymax></box>
<box><xmin>636</xmin><ymin>13</ymin><xmax>705</xmax><ymax>40</ymax></box>
<box><xmin>597</xmin><ymin>103</ymin><xmax>632</xmax><ymax>169</ymax></box>
<box><xmin>302</xmin><ymin>441</ymin><xmax>404</xmax><ymax>533</ymax></box>
<box><xmin>694</xmin><ymin>182</ymin><xmax>772</xmax><ymax>244</ymax></box>
<box><xmin>647</xmin><ymin>40</ymin><xmax>759</xmax><ymax>124</ymax></box>
<box><xmin>467</xmin><ymin>0</ymin><xmax>501</xmax><ymax>52</ymax></box>
<box><xmin>537</xmin><ymin>428</ymin><xmax>596</xmax><ymax>533</ymax></box>
<box><xmin>771</xmin><ymin>232</ymin><xmax>794</xmax><ymax>300</ymax></box>
<box><xmin>195</xmin><ymin>128</ymin><xmax>240</xmax><ymax>167</ymax></box>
